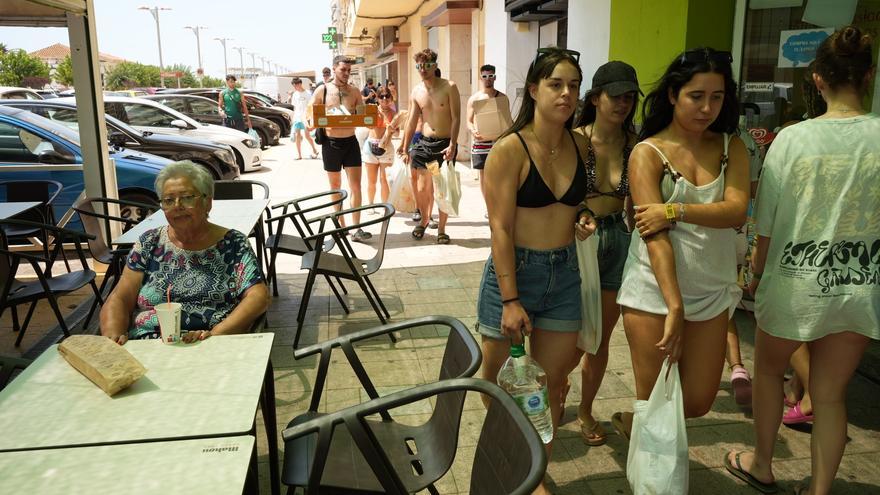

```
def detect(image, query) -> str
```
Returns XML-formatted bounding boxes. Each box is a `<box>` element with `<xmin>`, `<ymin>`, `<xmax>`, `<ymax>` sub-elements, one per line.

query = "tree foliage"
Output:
<box><xmin>55</xmin><ymin>55</ymin><xmax>74</xmax><ymax>86</ymax></box>
<box><xmin>164</xmin><ymin>63</ymin><xmax>197</xmax><ymax>88</ymax></box>
<box><xmin>0</xmin><ymin>49</ymin><xmax>50</xmax><ymax>87</ymax></box>
<box><xmin>105</xmin><ymin>61</ymin><xmax>160</xmax><ymax>89</ymax></box>
<box><xmin>201</xmin><ymin>75</ymin><xmax>223</xmax><ymax>88</ymax></box>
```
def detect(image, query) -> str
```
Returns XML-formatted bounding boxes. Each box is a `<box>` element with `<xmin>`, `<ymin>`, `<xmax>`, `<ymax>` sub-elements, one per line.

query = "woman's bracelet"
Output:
<box><xmin>502</xmin><ymin>297</ymin><xmax>520</xmax><ymax>305</ymax></box>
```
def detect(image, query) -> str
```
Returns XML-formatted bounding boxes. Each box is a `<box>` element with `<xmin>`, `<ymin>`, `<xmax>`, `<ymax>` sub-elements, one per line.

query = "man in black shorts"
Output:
<box><xmin>398</xmin><ymin>49</ymin><xmax>461</xmax><ymax>244</ymax></box>
<box><xmin>466</xmin><ymin>64</ymin><xmax>511</xmax><ymax>206</ymax></box>
<box><xmin>310</xmin><ymin>55</ymin><xmax>371</xmax><ymax>242</ymax></box>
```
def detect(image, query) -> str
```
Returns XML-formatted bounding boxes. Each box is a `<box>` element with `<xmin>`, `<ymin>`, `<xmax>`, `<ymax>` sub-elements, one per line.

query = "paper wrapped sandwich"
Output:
<box><xmin>58</xmin><ymin>335</ymin><xmax>147</xmax><ymax>396</ymax></box>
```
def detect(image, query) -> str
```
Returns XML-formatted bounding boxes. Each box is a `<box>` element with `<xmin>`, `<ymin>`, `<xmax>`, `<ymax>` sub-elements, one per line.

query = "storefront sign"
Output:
<box><xmin>777</xmin><ymin>28</ymin><xmax>834</xmax><ymax>68</ymax></box>
<box><xmin>743</xmin><ymin>82</ymin><xmax>775</xmax><ymax>92</ymax></box>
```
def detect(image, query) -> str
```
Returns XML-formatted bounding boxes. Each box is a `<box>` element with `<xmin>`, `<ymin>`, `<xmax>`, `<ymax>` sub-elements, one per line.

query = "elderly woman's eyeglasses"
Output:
<box><xmin>160</xmin><ymin>194</ymin><xmax>204</xmax><ymax>209</ymax></box>
<box><xmin>679</xmin><ymin>48</ymin><xmax>732</xmax><ymax>66</ymax></box>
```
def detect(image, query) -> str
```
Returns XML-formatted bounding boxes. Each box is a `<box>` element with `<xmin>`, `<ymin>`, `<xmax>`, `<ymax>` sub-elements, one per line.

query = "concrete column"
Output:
<box><xmin>568</xmin><ymin>0</ymin><xmax>611</xmax><ymax>97</ymax></box>
<box><xmin>446</xmin><ymin>24</ymin><xmax>471</xmax><ymax>158</ymax></box>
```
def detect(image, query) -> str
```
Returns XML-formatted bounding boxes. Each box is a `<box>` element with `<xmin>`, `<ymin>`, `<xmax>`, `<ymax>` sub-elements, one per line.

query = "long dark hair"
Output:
<box><xmin>576</xmin><ymin>90</ymin><xmax>638</xmax><ymax>136</ymax></box>
<box><xmin>640</xmin><ymin>47</ymin><xmax>739</xmax><ymax>140</ymax></box>
<box><xmin>501</xmin><ymin>47</ymin><xmax>582</xmax><ymax>140</ymax></box>
<box><xmin>814</xmin><ymin>25</ymin><xmax>874</xmax><ymax>93</ymax></box>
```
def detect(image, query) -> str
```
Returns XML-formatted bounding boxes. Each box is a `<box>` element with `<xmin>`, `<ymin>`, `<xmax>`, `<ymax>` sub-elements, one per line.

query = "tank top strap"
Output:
<box><xmin>633</xmin><ymin>141</ymin><xmax>681</xmax><ymax>179</ymax></box>
<box><xmin>721</xmin><ymin>132</ymin><xmax>730</xmax><ymax>170</ymax></box>
<box><xmin>514</xmin><ymin>132</ymin><xmax>535</xmax><ymax>163</ymax></box>
<box><xmin>567</xmin><ymin>129</ymin><xmax>586</xmax><ymax>165</ymax></box>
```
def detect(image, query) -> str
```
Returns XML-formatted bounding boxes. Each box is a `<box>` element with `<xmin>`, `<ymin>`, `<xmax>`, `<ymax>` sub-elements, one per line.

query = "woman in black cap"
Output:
<box><xmin>569</xmin><ymin>60</ymin><xmax>642</xmax><ymax>446</ymax></box>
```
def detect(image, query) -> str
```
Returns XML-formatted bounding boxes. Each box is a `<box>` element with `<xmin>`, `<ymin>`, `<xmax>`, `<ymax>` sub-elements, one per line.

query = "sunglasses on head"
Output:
<box><xmin>481</xmin><ymin>73</ymin><xmax>496</xmax><ymax>80</ymax></box>
<box><xmin>679</xmin><ymin>48</ymin><xmax>732</xmax><ymax>66</ymax></box>
<box><xmin>533</xmin><ymin>47</ymin><xmax>581</xmax><ymax>66</ymax></box>
<box><xmin>415</xmin><ymin>61</ymin><xmax>437</xmax><ymax>70</ymax></box>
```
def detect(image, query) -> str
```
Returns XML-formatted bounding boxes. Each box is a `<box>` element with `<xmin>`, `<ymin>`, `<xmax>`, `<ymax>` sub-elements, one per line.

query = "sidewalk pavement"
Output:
<box><xmin>3</xmin><ymin>141</ymin><xmax>879</xmax><ymax>493</ymax></box>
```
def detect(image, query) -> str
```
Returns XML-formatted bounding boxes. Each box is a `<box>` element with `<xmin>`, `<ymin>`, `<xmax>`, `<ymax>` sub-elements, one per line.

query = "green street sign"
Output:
<box><xmin>329</xmin><ymin>40</ymin><xmax>338</xmax><ymax>49</ymax></box>
<box><xmin>328</xmin><ymin>27</ymin><xmax>337</xmax><ymax>35</ymax></box>
<box><xmin>321</xmin><ymin>33</ymin><xmax>332</xmax><ymax>43</ymax></box>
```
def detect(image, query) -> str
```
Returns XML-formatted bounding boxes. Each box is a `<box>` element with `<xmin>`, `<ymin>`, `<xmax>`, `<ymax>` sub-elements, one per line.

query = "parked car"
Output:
<box><xmin>57</xmin><ymin>96</ymin><xmax>262</xmax><ymax>173</ymax></box>
<box><xmin>0</xmin><ymin>105</ymin><xmax>170</xmax><ymax>228</ymax></box>
<box><xmin>0</xmin><ymin>99</ymin><xmax>240</xmax><ymax>180</ymax></box>
<box><xmin>0</xmin><ymin>87</ymin><xmax>43</xmax><ymax>100</ymax></box>
<box><xmin>167</xmin><ymin>88</ymin><xmax>293</xmax><ymax>137</ymax></box>
<box><xmin>35</xmin><ymin>89</ymin><xmax>60</xmax><ymax>99</ymax></box>
<box><xmin>244</xmin><ymin>90</ymin><xmax>294</xmax><ymax>111</ymax></box>
<box><xmin>144</xmin><ymin>94</ymin><xmax>281</xmax><ymax>147</ymax></box>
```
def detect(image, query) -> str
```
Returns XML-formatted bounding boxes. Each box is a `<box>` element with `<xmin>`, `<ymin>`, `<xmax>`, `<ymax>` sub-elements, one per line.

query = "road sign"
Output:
<box><xmin>160</xmin><ymin>71</ymin><xmax>183</xmax><ymax>78</ymax></box>
<box><xmin>329</xmin><ymin>41</ymin><xmax>337</xmax><ymax>49</ymax></box>
<box><xmin>328</xmin><ymin>27</ymin><xmax>336</xmax><ymax>35</ymax></box>
<box><xmin>322</xmin><ymin>33</ymin><xmax>332</xmax><ymax>43</ymax></box>
<box><xmin>323</xmin><ymin>27</ymin><xmax>341</xmax><ymax>49</ymax></box>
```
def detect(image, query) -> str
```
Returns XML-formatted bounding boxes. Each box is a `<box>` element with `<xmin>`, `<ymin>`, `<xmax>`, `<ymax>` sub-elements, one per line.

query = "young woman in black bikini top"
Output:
<box><xmin>513</xmin><ymin>129</ymin><xmax>589</xmax><ymax>208</ymax></box>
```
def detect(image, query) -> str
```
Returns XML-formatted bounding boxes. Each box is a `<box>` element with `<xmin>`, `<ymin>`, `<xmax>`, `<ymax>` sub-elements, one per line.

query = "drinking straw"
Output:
<box><xmin>166</xmin><ymin>284</ymin><xmax>172</xmax><ymax>305</ymax></box>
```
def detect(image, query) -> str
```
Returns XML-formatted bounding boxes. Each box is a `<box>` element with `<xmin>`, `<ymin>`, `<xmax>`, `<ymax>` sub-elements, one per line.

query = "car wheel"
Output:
<box><xmin>255</xmin><ymin>128</ymin><xmax>269</xmax><ymax>150</ymax></box>
<box><xmin>192</xmin><ymin>160</ymin><xmax>222</xmax><ymax>180</ymax></box>
<box><xmin>231</xmin><ymin>148</ymin><xmax>245</xmax><ymax>174</ymax></box>
<box><xmin>119</xmin><ymin>191</ymin><xmax>158</xmax><ymax>226</ymax></box>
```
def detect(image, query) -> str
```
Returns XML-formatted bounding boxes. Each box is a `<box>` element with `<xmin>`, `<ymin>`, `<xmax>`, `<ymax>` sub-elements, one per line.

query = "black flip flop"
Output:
<box><xmin>723</xmin><ymin>451</ymin><xmax>779</xmax><ymax>494</ymax></box>
<box><xmin>412</xmin><ymin>225</ymin><xmax>426</xmax><ymax>240</ymax></box>
<box><xmin>436</xmin><ymin>233</ymin><xmax>450</xmax><ymax>244</ymax></box>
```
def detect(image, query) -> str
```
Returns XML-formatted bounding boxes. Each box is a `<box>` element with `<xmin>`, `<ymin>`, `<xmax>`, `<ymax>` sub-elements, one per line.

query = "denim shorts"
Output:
<box><xmin>596</xmin><ymin>213</ymin><xmax>632</xmax><ymax>291</ymax></box>
<box><xmin>477</xmin><ymin>243</ymin><xmax>582</xmax><ymax>340</ymax></box>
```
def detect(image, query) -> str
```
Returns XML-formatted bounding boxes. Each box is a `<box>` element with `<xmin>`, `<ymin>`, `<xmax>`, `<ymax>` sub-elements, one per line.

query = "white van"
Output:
<box><xmin>254</xmin><ymin>76</ymin><xmax>294</xmax><ymax>103</ymax></box>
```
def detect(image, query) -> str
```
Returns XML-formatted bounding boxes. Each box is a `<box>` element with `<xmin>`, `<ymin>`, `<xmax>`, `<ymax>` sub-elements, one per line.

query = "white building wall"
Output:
<box><xmin>568</xmin><ymin>0</ymin><xmax>611</xmax><ymax>97</ymax></box>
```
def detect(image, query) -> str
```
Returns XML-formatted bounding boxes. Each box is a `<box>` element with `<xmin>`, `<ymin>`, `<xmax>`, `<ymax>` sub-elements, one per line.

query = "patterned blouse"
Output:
<box><xmin>126</xmin><ymin>226</ymin><xmax>264</xmax><ymax>339</ymax></box>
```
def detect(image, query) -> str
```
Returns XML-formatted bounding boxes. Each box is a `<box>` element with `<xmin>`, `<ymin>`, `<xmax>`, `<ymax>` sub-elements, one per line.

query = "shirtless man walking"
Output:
<box><xmin>398</xmin><ymin>48</ymin><xmax>461</xmax><ymax>244</ymax></box>
<box><xmin>466</xmin><ymin>64</ymin><xmax>511</xmax><ymax>204</ymax></box>
<box><xmin>311</xmin><ymin>55</ymin><xmax>371</xmax><ymax>242</ymax></box>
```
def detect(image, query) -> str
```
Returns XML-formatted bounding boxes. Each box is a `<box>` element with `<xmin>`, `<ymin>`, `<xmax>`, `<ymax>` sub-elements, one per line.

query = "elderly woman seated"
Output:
<box><xmin>101</xmin><ymin>161</ymin><xmax>270</xmax><ymax>344</ymax></box>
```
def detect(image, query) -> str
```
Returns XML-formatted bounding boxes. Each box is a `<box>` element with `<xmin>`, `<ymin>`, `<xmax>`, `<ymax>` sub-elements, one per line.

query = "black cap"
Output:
<box><xmin>589</xmin><ymin>61</ymin><xmax>642</xmax><ymax>97</ymax></box>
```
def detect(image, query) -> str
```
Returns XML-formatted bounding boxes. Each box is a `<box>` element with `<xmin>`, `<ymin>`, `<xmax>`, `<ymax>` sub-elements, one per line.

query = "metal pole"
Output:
<box><xmin>233</xmin><ymin>47</ymin><xmax>245</xmax><ymax>80</ymax></box>
<box><xmin>139</xmin><ymin>6</ymin><xmax>171</xmax><ymax>88</ymax></box>
<box><xmin>249</xmin><ymin>52</ymin><xmax>257</xmax><ymax>82</ymax></box>
<box><xmin>185</xmin><ymin>26</ymin><xmax>206</xmax><ymax>87</ymax></box>
<box><xmin>215</xmin><ymin>37</ymin><xmax>232</xmax><ymax>78</ymax></box>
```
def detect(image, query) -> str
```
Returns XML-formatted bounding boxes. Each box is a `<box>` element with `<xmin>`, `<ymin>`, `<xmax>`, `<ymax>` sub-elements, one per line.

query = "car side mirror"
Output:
<box><xmin>37</xmin><ymin>149</ymin><xmax>73</xmax><ymax>164</ymax></box>
<box><xmin>109</xmin><ymin>132</ymin><xmax>127</xmax><ymax>147</ymax></box>
<box><xmin>170</xmin><ymin>119</ymin><xmax>190</xmax><ymax>129</ymax></box>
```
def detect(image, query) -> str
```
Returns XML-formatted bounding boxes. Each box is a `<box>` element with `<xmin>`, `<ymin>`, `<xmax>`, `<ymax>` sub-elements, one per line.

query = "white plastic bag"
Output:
<box><xmin>247</xmin><ymin>128</ymin><xmax>261</xmax><ymax>147</ymax></box>
<box><xmin>387</xmin><ymin>159</ymin><xmax>417</xmax><ymax>213</ymax></box>
<box><xmin>627</xmin><ymin>358</ymin><xmax>689</xmax><ymax>495</ymax></box>
<box><xmin>432</xmin><ymin>162</ymin><xmax>461</xmax><ymax>216</ymax></box>
<box><xmin>575</xmin><ymin>234</ymin><xmax>602</xmax><ymax>353</ymax></box>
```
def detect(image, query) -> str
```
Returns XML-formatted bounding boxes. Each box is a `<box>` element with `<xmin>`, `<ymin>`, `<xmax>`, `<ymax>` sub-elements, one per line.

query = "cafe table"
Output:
<box><xmin>0</xmin><ymin>435</ymin><xmax>255</xmax><ymax>494</ymax></box>
<box><xmin>0</xmin><ymin>333</ymin><xmax>280</xmax><ymax>495</ymax></box>
<box><xmin>0</xmin><ymin>201</ymin><xmax>41</xmax><ymax>221</ymax></box>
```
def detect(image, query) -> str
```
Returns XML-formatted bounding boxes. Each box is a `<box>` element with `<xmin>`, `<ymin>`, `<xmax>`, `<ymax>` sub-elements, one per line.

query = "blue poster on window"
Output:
<box><xmin>777</xmin><ymin>27</ymin><xmax>834</xmax><ymax>67</ymax></box>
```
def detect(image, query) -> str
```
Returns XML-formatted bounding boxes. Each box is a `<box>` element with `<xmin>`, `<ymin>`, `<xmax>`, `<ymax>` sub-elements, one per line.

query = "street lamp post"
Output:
<box><xmin>184</xmin><ymin>25</ymin><xmax>207</xmax><ymax>86</ymax></box>
<box><xmin>138</xmin><ymin>6</ymin><xmax>171</xmax><ymax>88</ymax></box>
<box><xmin>215</xmin><ymin>37</ymin><xmax>233</xmax><ymax>79</ymax></box>
<box><xmin>233</xmin><ymin>47</ymin><xmax>245</xmax><ymax>81</ymax></box>
<box><xmin>249</xmin><ymin>52</ymin><xmax>257</xmax><ymax>82</ymax></box>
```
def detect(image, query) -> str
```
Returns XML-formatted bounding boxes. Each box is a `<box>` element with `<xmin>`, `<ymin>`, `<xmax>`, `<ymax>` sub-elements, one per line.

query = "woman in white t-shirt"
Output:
<box><xmin>725</xmin><ymin>26</ymin><xmax>880</xmax><ymax>495</ymax></box>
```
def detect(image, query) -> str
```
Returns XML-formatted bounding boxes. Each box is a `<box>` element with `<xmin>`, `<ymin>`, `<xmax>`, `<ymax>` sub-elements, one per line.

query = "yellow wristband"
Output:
<box><xmin>664</xmin><ymin>204</ymin><xmax>677</xmax><ymax>223</ymax></box>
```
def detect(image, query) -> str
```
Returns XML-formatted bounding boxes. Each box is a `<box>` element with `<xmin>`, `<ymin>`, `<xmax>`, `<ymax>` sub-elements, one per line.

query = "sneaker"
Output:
<box><xmin>351</xmin><ymin>229</ymin><xmax>372</xmax><ymax>242</ymax></box>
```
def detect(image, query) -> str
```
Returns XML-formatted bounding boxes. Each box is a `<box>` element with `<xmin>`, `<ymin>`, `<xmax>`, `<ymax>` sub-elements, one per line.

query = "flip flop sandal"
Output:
<box><xmin>428</xmin><ymin>220</ymin><xmax>439</xmax><ymax>229</ymax></box>
<box><xmin>436</xmin><ymin>233</ymin><xmax>450</xmax><ymax>244</ymax></box>
<box><xmin>579</xmin><ymin>417</ymin><xmax>608</xmax><ymax>446</ymax></box>
<box><xmin>782</xmin><ymin>401</ymin><xmax>814</xmax><ymax>425</ymax></box>
<box><xmin>611</xmin><ymin>412</ymin><xmax>630</xmax><ymax>442</ymax></box>
<box><xmin>723</xmin><ymin>451</ymin><xmax>779</xmax><ymax>494</ymax></box>
<box><xmin>731</xmin><ymin>367</ymin><xmax>753</xmax><ymax>406</ymax></box>
<box><xmin>412</xmin><ymin>225</ymin><xmax>426</xmax><ymax>240</ymax></box>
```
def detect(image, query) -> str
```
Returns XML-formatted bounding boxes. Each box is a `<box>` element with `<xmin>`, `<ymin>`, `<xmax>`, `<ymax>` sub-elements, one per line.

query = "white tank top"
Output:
<box><xmin>616</xmin><ymin>134</ymin><xmax>742</xmax><ymax>320</ymax></box>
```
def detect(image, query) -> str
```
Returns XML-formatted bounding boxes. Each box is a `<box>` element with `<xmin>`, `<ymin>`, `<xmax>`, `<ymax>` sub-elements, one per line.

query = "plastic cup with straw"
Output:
<box><xmin>155</xmin><ymin>284</ymin><xmax>182</xmax><ymax>344</ymax></box>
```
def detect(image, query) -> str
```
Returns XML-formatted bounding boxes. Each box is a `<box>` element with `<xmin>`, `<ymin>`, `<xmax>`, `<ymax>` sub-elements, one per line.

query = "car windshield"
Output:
<box><xmin>8</xmin><ymin>103</ymin><xmax>140</xmax><ymax>139</ymax></box>
<box><xmin>0</xmin><ymin>107</ymin><xmax>80</xmax><ymax>146</ymax></box>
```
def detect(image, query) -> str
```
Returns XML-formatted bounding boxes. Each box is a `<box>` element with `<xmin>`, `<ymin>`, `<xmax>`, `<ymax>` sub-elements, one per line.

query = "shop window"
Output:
<box><xmin>739</xmin><ymin>0</ymin><xmax>879</xmax><ymax>135</ymax></box>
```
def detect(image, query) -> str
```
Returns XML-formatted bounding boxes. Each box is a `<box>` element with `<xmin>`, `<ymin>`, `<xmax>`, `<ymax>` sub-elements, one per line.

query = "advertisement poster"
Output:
<box><xmin>777</xmin><ymin>27</ymin><xmax>835</xmax><ymax>67</ymax></box>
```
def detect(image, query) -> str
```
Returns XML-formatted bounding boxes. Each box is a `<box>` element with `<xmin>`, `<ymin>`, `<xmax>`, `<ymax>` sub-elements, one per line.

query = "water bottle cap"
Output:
<box><xmin>509</xmin><ymin>344</ymin><xmax>526</xmax><ymax>358</ymax></box>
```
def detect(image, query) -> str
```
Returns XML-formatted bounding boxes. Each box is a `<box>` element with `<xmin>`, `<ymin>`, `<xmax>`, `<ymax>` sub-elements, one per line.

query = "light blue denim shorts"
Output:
<box><xmin>477</xmin><ymin>243</ymin><xmax>582</xmax><ymax>340</ymax></box>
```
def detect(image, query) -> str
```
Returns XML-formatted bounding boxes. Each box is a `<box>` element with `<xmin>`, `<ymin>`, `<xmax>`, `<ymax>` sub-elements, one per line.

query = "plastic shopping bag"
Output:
<box><xmin>388</xmin><ymin>159</ymin><xmax>417</xmax><ymax>213</ymax></box>
<box><xmin>433</xmin><ymin>162</ymin><xmax>461</xmax><ymax>216</ymax></box>
<box><xmin>247</xmin><ymin>128</ymin><xmax>261</xmax><ymax>147</ymax></box>
<box><xmin>627</xmin><ymin>358</ymin><xmax>689</xmax><ymax>495</ymax></box>
<box><xmin>575</xmin><ymin>234</ymin><xmax>602</xmax><ymax>354</ymax></box>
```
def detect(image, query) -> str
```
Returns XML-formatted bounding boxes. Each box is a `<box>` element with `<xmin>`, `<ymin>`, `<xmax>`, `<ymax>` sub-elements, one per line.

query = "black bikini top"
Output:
<box><xmin>515</xmin><ymin>130</ymin><xmax>589</xmax><ymax>208</ymax></box>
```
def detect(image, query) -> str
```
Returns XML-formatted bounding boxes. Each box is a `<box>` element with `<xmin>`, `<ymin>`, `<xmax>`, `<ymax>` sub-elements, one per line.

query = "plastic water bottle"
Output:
<box><xmin>497</xmin><ymin>343</ymin><xmax>554</xmax><ymax>444</ymax></box>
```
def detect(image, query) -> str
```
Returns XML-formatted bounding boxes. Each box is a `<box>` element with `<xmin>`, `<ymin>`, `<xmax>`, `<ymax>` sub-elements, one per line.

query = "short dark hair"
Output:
<box><xmin>480</xmin><ymin>64</ymin><xmax>496</xmax><ymax>73</ymax></box>
<box><xmin>322</xmin><ymin>67</ymin><xmax>331</xmax><ymax>74</ymax></box>
<box><xmin>814</xmin><ymin>25</ymin><xmax>874</xmax><ymax>93</ymax></box>
<box><xmin>366</xmin><ymin>77</ymin><xmax>374</xmax><ymax>85</ymax></box>
<box><xmin>225</xmin><ymin>74</ymin><xmax>237</xmax><ymax>82</ymax></box>
<box><xmin>333</xmin><ymin>55</ymin><xmax>353</xmax><ymax>67</ymax></box>
<box><xmin>435</xmin><ymin>68</ymin><xmax>441</xmax><ymax>77</ymax></box>
<box><xmin>292</xmin><ymin>77</ymin><xmax>302</xmax><ymax>85</ymax></box>
<box><xmin>640</xmin><ymin>47</ymin><xmax>740</xmax><ymax>140</ymax></box>
<box><xmin>414</xmin><ymin>48</ymin><xmax>438</xmax><ymax>63</ymax></box>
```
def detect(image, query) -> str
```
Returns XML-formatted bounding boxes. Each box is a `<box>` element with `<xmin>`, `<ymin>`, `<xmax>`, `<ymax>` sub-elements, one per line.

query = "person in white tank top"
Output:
<box><xmin>610</xmin><ymin>48</ymin><xmax>750</xmax><ymax>446</ymax></box>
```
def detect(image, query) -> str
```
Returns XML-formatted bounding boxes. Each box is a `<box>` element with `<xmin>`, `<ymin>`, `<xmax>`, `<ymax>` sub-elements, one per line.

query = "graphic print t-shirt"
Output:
<box><xmin>753</xmin><ymin>113</ymin><xmax>880</xmax><ymax>341</ymax></box>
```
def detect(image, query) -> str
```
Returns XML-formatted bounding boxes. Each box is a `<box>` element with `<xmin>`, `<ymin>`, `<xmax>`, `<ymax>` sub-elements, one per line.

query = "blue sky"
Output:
<box><xmin>0</xmin><ymin>0</ymin><xmax>333</xmax><ymax>78</ymax></box>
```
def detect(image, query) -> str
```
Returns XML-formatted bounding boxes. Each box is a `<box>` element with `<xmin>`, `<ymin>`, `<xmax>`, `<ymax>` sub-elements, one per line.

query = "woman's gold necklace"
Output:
<box><xmin>531</xmin><ymin>129</ymin><xmax>561</xmax><ymax>164</ymax></box>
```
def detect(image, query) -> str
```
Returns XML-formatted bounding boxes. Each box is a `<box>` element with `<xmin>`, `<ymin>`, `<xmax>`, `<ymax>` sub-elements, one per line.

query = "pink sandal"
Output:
<box><xmin>731</xmin><ymin>366</ymin><xmax>752</xmax><ymax>406</ymax></box>
<box><xmin>782</xmin><ymin>401</ymin><xmax>814</xmax><ymax>425</ymax></box>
